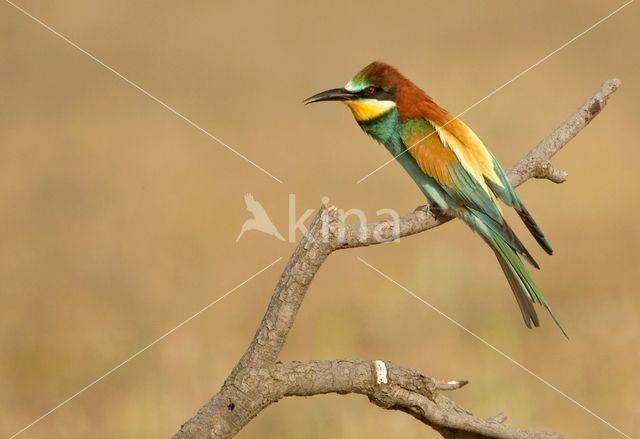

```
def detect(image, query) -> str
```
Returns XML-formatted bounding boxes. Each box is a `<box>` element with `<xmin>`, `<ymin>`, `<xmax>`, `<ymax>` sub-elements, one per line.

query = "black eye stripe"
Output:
<box><xmin>359</xmin><ymin>87</ymin><xmax>395</xmax><ymax>101</ymax></box>
<box><xmin>360</xmin><ymin>86</ymin><xmax>379</xmax><ymax>97</ymax></box>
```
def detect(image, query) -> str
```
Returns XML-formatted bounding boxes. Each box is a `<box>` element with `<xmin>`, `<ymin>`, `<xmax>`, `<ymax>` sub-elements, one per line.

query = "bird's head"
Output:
<box><xmin>304</xmin><ymin>61</ymin><xmax>406</xmax><ymax>123</ymax></box>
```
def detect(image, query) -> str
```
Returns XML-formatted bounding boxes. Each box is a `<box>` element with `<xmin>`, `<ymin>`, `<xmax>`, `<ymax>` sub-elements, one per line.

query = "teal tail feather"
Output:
<box><xmin>459</xmin><ymin>210</ymin><xmax>567</xmax><ymax>337</ymax></box>
<box><xmin>484</xmin><ymin>158</ymin><xmax>553</xmax><ymax>255</ymax></box>
<box><xmin>514</xmin><ymin>202</ymin><xmax>553</xmax><ymax>255</ymax></box>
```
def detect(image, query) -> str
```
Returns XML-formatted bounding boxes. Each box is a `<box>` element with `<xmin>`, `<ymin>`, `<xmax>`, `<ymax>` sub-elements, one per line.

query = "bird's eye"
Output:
<box><xmin>364</xmin><ymin>86</ymin><xmax>377</xmax><ymax>96</ymax></box>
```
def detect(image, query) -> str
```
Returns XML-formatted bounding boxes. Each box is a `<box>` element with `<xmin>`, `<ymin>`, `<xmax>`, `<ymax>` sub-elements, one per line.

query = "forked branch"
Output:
<box><xmin>173</xmin><ymin>79</ymin><xmax>620</xmax><ymax>439</ymax></box>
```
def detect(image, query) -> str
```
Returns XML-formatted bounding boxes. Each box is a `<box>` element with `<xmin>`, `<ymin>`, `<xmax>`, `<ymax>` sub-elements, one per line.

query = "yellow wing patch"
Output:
<box><xmin>428</xmin><ymin>119</ymin><xmax>503</xmax><ymax>196</ymax></box>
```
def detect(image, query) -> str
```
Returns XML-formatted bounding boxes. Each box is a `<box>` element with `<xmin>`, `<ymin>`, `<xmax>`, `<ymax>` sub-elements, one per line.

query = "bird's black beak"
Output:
<box><xmin>303</xmin><ymin>88</ymin><xmax>355</xmax><ymax>105</ymax></box>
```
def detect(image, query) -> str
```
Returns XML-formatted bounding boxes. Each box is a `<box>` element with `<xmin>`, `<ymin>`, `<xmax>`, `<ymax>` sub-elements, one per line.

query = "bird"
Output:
<box><xmin>304</xmin><ymin>61</ymin><xmax>566</xmax><ymax>336</ymax></box>
<box><xmin>236</xmin><ymin>193</ymin><xmax>284</xmax><ymax>242</ymax></box>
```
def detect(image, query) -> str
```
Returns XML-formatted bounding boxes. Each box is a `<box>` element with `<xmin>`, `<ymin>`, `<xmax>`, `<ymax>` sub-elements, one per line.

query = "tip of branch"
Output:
<box><xmin>535</xmin><ymin>163</ymin><xmax>568</xmax><ymax>184</ymax></box>
<box><xmin>605</xmin><ymin>78</ymin><xmax>622</xmax><ymax>91</ymax></box>
<box><xmin>437</xmin><ymin>379</ymin><xmax>469</xmax><ymax>390</ymax></box>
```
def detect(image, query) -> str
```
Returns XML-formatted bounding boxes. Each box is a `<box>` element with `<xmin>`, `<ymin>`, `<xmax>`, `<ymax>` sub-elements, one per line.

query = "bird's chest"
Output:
<box><xmin>358</xmin><ymin>110</ymin><xmax>401</xmax><ymax>147</ymax></box>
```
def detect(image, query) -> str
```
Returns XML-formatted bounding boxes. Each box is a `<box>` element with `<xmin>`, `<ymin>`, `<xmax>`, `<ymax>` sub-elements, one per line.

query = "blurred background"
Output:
<box><xmin>1</xmin><ymin>1</ymin><xmax>638</xmax><ymax>438</ymax></box>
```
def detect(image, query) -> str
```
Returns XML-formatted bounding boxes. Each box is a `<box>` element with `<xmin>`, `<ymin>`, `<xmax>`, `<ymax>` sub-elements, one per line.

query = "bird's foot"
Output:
<box><xmin>414</xmin><ymin>203</ymin><xmax>442</xmax><ymax>218</ymax></box>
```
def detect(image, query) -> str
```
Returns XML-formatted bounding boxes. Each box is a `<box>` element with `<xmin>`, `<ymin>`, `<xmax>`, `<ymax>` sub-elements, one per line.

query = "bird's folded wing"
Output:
<box><xmin>400</xmin><ymin>117</ymin><xmax>503</xmax><ymax>222</ymax></box>
<box><xmin>400</xmin><ymin>116</ymin><xmax>540</xmax><ymax>267</ymax></box>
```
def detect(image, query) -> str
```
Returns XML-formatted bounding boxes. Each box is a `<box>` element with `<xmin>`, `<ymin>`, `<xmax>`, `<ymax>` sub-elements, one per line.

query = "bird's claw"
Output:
<box><xmin>414</xmin><ymin>203</ymin><xmax>442</xmax><ymax>217</ymax></box>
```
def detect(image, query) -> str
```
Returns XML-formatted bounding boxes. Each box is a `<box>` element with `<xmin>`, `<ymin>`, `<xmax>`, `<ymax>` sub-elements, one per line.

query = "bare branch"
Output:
<box><xmin>272</xmin><ymin>360</ymin><xmax>560</xmax><ymax>439</ymax></box>
<box><xmin>172</xmin><ymin>79</ymin><xmax>620</xmax><ymax>439</ymax></box>
<box><xmin>508</xmin><ymin>78</ymin><xmax>620</xmax><ymax>187</ymax></box>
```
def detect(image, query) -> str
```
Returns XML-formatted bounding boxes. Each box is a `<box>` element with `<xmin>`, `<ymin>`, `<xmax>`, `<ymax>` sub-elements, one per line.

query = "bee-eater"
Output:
<box><xmin>304</xmin><ymin>61</ymin><xmax>565</xmax><ymax>335</ymax></box>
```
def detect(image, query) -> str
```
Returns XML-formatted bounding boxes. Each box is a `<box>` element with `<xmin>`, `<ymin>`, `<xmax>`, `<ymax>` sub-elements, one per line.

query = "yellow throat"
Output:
<box><xmin>343</xmin><ymin>99</ymin><xmax>396</xmax><ymax>122</ymax></box>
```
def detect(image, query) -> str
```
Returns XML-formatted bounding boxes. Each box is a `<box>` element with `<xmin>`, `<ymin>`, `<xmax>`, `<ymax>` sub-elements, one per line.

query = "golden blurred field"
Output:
<box><xmin>1</xmin><ymin>1</ymin><xmax>638</xmax><ymax>438</ymax></box>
